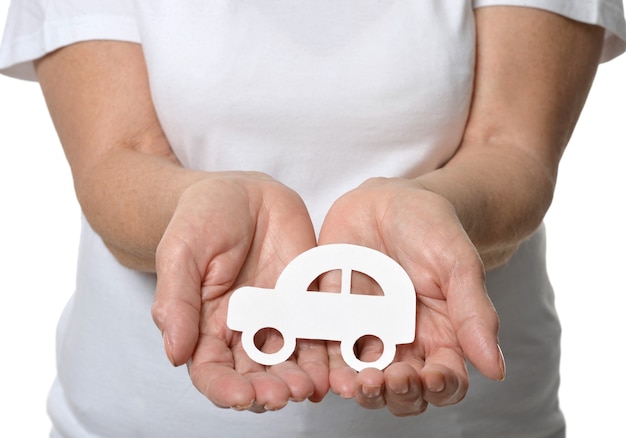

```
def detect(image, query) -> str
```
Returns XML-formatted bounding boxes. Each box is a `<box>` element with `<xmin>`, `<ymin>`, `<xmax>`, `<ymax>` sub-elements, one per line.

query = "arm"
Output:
<box><xmin>420</xmin><ymin>6</ymin><xmax>604</xmax><ymax>268</ymax></box>
<box><xmin>35</xmin><ymin>41</ymin><xmax>329</xmax><ymax>410</ymax></box>
<box><xmin>35</xmin><ymin>42</ymin><xmax>194</xmax><ymax>271</ymax></box>
<box><xmin>320</xmin><ymin>6</ymin><xmax>603</xmax><ymax>415</ymax></box>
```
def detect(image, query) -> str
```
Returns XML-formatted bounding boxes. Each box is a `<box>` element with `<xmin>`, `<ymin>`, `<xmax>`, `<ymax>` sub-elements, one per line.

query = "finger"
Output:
<box><xmin>153</xmin><ymin>235</ymin><xmax>203</xmax><ymax>366</ymax></box>
<box><xmin>328</xmin><ymin>341</ymin><xmax>358</xmax><ymax>399</ymax></box>
<box><xmin>193</xmin><ymin>330</ymin><xmax>291</xmax><ymax>411</ymax></box>
<box><xmin>230</xmin><ymin>332</ymin><xmax>296</xmax><ymax>411</ymax></box>
<box><xmin>153</xmin><ymin>208</ymin><xmax>250</xmax><ymax>366</ymax></box>
<box><xmin>253</xmin><ymin>329</ymin><xmax>317</xmax><ymax>402</ymax></box>
<box><xmin>356</xmin><ymin>335</ymin><xmax>386</xmax><ymax>362</ymax></box>
<box><xmin>295</xmin><ymin>339</ymin><xmax>330</xmax><ymax>402</ymax></box>
<box><xmin>188</xmin><ymin>335</ymin><xmax>256</xmax><ymax>410</ymax></box>
<box><xmin>315</xmin><ymin>270</ymin><xmax>357</xmax><ymax>399</ymax></box>
<box><xmin>445</xmin><ymin>255</ymin><xmax>505</xmax><ymax>381</ymax></box>
<box><xmin>320</xmin><ymin>269</ymin><xmax>383</xmax><ymax>401</ymax></box>
<box><xmin>269</xmin><ymin>360</ymin><xmax>315</xmax><ymax>403</ymax></box>
<box><xmin>354</xmin><ymin>367</ymin><xmax>386</xmax><ymax>410</ymax></box>
<box><xmin>247</xmin><ymin>371</ymin><xmax>291</xmax><ymax>412</ymax></box>
<box><xmin>419</xmin><ymin>347</ymin><xmax>469</xmax><ymax>407</ymax></box>
<box><xmin>383</xmin><ymin>362</ymin><xmax>427</xmax><ymax>417</ymax></box>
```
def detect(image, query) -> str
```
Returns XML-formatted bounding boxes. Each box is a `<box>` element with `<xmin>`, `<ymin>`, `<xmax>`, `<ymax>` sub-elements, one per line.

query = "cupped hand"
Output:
<box><xmin>151</xmin><ymin>172</ymin><xmax>329</xmax><ymax>412</ymax></box>
<box><xmin>318</xmin><ymin>177</ymin><xmax>505</xmax><ymax>416</ymax></box>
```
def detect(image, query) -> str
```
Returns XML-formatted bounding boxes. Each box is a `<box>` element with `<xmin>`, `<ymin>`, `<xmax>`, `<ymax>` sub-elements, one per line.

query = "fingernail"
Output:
<box><xmin>163</xmin><ymin>332</ymin><xmax>176</xmax><ymax>366</ymax></box>
<box><xmin>339</xmin><ymin>392</ymin><xmax>353</xmax><ymax>399</ymax></box>
<box><xmin>425</xmin><ymin>376</ymin><xmax>445</xmax><ymax>393</ymax></box>
<box><xmin>397</xmin><ymin>381</ymin><xmax>410</xmax><ymax>395</ymax></box>
<box><xmin>291</xmin><ymin>389</ymin><xmax>315</xmax><ymax>402</ymax></box>
<box><xmin>231</xmin><ymin>399</ymin><xmax>255</xmax><ymax>411</ymax></box>
<box><xmin>498</xmin><ymin>344</ymin><xmax>506</xmax><ymax>381</ymax></box>
<box><xmin>392</xmin><ymin>378</ymin><xmax>410</xmax><ymax>395</ymax></box>
<box><xmin>398</xmin><ymin>384</ymin><xmax>409</xmax><ymax>395</ymax></box>
<box><xmin>362</xmin><ymin>384</ymin><xmax>381</xmax><ymax>398</ymax></box>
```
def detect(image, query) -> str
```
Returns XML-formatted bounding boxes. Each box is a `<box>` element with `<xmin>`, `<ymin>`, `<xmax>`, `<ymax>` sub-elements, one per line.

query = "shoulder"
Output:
<box><xmin>473</xmin><ymin>0</ymin><xmax>626</xmax><ymax>62</ymax></box>
<box><xmin>0</xmin><ymin>0</ymin><xmax>139</xmax><ymax>80</ymax></box>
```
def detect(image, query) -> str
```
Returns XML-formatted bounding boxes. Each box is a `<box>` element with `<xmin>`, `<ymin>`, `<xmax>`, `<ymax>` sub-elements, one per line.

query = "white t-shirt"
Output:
<box><xmin>1</xmin><ymin>1</ymin><xmax>625</xmax><ymax>437</ymax></box>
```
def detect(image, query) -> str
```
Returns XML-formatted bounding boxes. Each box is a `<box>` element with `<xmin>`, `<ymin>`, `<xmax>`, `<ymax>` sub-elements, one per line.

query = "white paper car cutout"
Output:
<box><xmin>226</xmin><ymin>243</ymin><xmax>416</xmax><ymax>371</ymax></box>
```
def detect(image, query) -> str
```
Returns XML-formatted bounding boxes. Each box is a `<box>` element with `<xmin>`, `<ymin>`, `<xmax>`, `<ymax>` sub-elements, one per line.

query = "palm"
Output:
<box><xmin>152</xmin><ymin>173</ymin><xmax>328</xmax><ymax>411</ymax></box>
<box><xmin>319</xmin><ymin>177</ymin><xmax>502</xmax><ymax>415</ymax></box>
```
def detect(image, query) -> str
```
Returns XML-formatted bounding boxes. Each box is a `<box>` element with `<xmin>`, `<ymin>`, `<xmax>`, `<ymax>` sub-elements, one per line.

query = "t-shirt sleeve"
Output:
<box><xmin>0</xmin><ymin>0</ymin><xmax>140</xmax><ymax>81</ymax></box>
<box><xmin>473</xmin><ymin>0</ymin><xmax>626</xmax><ymax>62</ymax></box>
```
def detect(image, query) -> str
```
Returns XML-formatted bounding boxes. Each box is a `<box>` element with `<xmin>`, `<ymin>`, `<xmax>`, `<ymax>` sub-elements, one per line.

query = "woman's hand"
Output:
<box><xmin>316</xmin><ymin>9</ymin><xmax>604</xmax><ymax>416</ymax></box>
<box><xmin>35</xmin><ymin>42</ymin><xmax>330</xmax><ymax>412</ymax></box>
<box><xmin>318</xmin><ymin>177</ymin><xmax>504</xmax><ymax>416</ymax></box>
<box><xmin>152</xmin><ymin>172</ymin><xmax>329</xmax><ymax>411</ymax></box>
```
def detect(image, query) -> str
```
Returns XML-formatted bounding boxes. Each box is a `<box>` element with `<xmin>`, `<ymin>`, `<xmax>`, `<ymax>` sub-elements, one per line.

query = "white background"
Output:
<box><xmin>0</xmin><ymin>3</ymin><xmax>624</xmax><ymax>437</ymax></box>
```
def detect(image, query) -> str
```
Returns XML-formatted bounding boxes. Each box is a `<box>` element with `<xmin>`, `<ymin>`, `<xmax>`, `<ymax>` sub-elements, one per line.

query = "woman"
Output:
<box><xmin>1</xmin><ymin>1</ymin><xmax>625</xmax><ymax>437</ymax></box>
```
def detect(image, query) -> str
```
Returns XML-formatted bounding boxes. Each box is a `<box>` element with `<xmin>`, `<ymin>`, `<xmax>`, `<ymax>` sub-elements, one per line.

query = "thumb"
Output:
<box><xmin>447</xmin><ymin>262</ymin><xmax>506</xmax><ymax>381</ymax></box>
<box><xmin>152</xmin><ymin>239</ymin><xmax>203</xmax><ymax>367</ymax></box>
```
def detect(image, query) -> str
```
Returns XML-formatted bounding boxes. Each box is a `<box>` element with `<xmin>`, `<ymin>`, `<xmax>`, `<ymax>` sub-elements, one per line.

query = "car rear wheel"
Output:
<box><xmin>241</xmin><ymin>327</ymin><xmax>297</xmax><ymax>366</ymax></box>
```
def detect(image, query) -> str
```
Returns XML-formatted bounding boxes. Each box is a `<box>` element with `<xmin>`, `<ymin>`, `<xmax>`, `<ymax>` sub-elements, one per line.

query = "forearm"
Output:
<box><xmin>416</xmin><ymin>144</ymin><xmax>555</xmax><ymax>269</ymax></box>
<box><xmin>74</xmin><ymin>148</ymin><xmax>208</xmax><ymax>271</ymax></box>
<box><xmin>34</xmin><ymin>41</ymin><xmax>212</xmax><ymax>271</ymax></box>
<box><xmin>421</xmin><ymin>6</ymin><xmax>604</xmax><ymax>269</ymax></box>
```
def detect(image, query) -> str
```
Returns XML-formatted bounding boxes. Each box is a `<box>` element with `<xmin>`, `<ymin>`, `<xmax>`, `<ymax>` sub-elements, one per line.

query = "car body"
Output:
<box><xmin>227</xmin><ymin>243</ymin><xmax>416</xmax><ymax>371</ymax></box>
